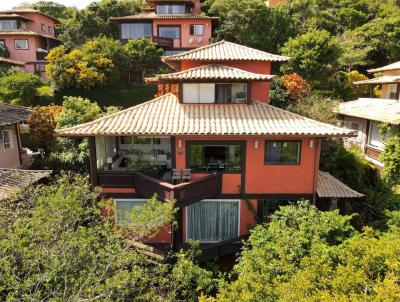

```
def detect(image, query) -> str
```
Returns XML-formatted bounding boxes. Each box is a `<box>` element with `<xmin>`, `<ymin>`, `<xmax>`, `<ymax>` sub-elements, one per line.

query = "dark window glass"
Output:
<box><xmin>215</xmin><ymin>84</ymin><xmax>247</xmax><ymax>104</ymax></box>
<box><xmin>265</xmin><ymin>141</ymin><xmax>300</xmax><ymax>164</ymax></box>
<box><xmin>188</xmin><ymin>144</ymin><xmax>242</xmax><ymax>172</ymax></box>
<box><xmin>260</xmin><ymin>199</ymin><xmax>291</xmax><ymax>220</ymax></box>
<box><xmin>158</xmin><ymin>26</ymin><xmax>180</xmax><ymax>39</ymax></box>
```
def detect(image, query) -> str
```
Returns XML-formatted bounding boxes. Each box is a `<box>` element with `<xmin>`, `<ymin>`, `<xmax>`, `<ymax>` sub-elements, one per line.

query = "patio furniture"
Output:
<box><xmin>172</xmin><ymin>169</ymin><xmax>182</xmax><ymax>183</ymax></box>
<box><xmin>182</xmin><ymin>169</ymin><xmax>192</xmax><ymax>182</ymax></box>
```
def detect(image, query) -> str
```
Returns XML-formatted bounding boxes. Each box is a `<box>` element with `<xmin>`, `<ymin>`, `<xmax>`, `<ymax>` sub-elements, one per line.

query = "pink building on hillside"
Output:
<box><xmin>0</xmin><ymin>9</ymin><xmax>61</xmax><ymax>77</ymax></box>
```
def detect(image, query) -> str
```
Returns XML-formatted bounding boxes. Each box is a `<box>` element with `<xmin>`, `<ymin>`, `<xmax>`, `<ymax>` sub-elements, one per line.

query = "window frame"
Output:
<box><xmin>41</xmin><ymin>23</ymin><xmax>46</xmax><ymax>32</ymax></box>
<box><xmin>14</xmin><ymin>39</ymin><xmax>28</xmax><ymax>50</ymax></box>
<box><xmin>157</xmin><ymin>25</ymin><xmax>181</xmax><ymax>39</ymax></box>
<box><xmin>156</xmin><ymin>4</ymin><xmax>186</xmax><ymax>14</ymax></box>
<box><xmin>190</xmin><ymin>24</ymin><xmax>205</xmax><ymax>36</ymax></box>
<box><xmin>185</xmin><ymin>140</ymin><xmax>245</xmax><ymax>174</ymax></box>
<box><xmin>48</xmin><ymin>26</ymin><xmax>53</xmax><ymax>34</ymax></box>
<box><xmin>114</xmin><ymin>199</ymin><xmax>147</xmax><ymax>226</ymax></box>
<box><xmin>264</xmin><ymin>140</ymin><xmax>302</xmax><ymax>165</ymax></box>
<box><xmin>185</xmin><ymin>199</ymin><xmax>241</xmax><ymax>243</ymax></box>
<box><xmin>1</xmin><ymin>129</ymin><xmax>14</xmax><ymax>151</ymax></box>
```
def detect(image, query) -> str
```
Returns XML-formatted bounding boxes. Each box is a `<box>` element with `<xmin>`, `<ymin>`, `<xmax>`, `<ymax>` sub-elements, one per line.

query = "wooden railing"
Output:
<box><xmin>133</xmin><ymin>172</ymin><xmax>223</xmax><ymax>208</ymax></box>
<box><xmin>151</xmin><ymin>36</ymin><xmax>174</xmax><ymax>48</ymax></box>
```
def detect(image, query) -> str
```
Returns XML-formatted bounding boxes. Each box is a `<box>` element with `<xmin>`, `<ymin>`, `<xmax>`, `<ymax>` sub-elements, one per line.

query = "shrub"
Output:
<box><xmin>0</xmin><ymin>72</ymin><xmax>43</xmax><ymax>105</ymax></box>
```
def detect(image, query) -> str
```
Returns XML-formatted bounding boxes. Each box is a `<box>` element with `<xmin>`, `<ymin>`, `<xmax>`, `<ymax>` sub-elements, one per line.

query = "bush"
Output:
<box><xmin>0</xmin><ymin>72</ymin><xmax>43</xmax><ymax>105</ymax></box>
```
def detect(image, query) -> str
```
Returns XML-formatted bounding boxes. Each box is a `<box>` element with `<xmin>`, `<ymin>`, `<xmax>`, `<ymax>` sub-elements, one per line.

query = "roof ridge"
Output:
<box><xmin>162</xmin><ymin>40</ymin><xmax>225</xmax><ymax>61</ymax></box>
<box><xmin>56</xmin><ymin>93</ymin><xmax>175</xmax><ymax>133</ymax></box>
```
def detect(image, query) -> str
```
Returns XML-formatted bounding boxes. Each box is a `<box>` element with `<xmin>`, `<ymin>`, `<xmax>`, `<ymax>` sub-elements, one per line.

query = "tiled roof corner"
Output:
<box><xmin>0</xmin><ymin>103</ymin><xmax>34</xmax><ymax>126</ymax></box>
<box><xmin>317</xmin><ymin>171</ymin><xmax>364</xmax><ymax>198</ymax></box>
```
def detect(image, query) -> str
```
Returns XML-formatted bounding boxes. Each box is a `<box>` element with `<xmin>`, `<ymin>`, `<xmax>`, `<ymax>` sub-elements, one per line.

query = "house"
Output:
<box><xmin>110</xmin><ymin>0</ymin><xmax>218</xmax><ymax>55</ymax></box>
<box><xmin>336</xmin><ymin>61</ymin><xmax>400</xmax><ymax>168</ymax></box>
<box><xmin>56</xmin><ymin>41</ymin><xmax>361</xmax><ymax>261</ymax></box>
<box><xmin>0</xmin><ymin>9</ymin><xmax>61</xmax><ymax>78</ymax></box>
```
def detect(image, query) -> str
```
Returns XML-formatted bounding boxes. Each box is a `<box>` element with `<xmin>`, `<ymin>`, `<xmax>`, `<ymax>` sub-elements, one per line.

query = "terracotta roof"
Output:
<box><xmin>0</xmin><ymin>103</ymin><xmax>33</xmax><ymax>126</ymax></box>
<box><xmin>368</xmin><ymin>61</ymin><xmax>400</xmax><ymax>73</ymax></box>
<box><xmin>0</xmin><ymin>31</ymin><xmax>59</xmax><ymax>40</ymax></box>
<box><xmin>110</xmin><ymin>12</ymin><xmax>216</xmax><ymax>21</ymax></box>
<box><xmin>0</xmin><ymin>56</ymin><xmax>25</xmax><ymax>66</ymax></box>
<box><xmin>162</xmin><ymin>40</ymin><xmax>290</xmax><ymax>63</ymax></box>
<box><xmin>0</xmin><ymin>9</ymin><xmax>60</xmax><ymax>23</ymax></box>
<box><xmin>146</xmin><ymin>64</ymin><xmax>275</xmax><ymax>83</ymax></box>
<box><xmin>354</xmin><ymin>75</ymin><xmax>400</xmax><ymax>85</ymax></box>
<box><xmin>0</xmin><ymin>169</ymin><xmax>51</xmax><ymax>199</ymax></box>
<box><xmin>317</xmin><ymin>171</ymin><xmax>364</xmax><ymax>198</ymax></box>
<box><xmin>335</xmin><ymin>98</ymin><xmax>400</xmax><ymax>124</ymax></box>
<box><xmin>0</xmin><ymin>14</ymin><xmax>33</xmax><ymax>22</ymax></box>
<box><xmin>56</xmin><ymin>93</ymin><xmax>354</xmax><ymax>137</ymax></box>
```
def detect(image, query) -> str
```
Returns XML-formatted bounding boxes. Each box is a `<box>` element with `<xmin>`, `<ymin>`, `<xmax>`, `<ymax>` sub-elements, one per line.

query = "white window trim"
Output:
<box><xmin>191</xmin><ymin>24</ymin><xmax>205</xmax><ymax>36</ymax></box>
<box><xmin>14</xmin><ymin>39</ymin><xmax>28</xmax><ymax>50</ymax></box>
<box><xmin>185</xmin><ymin>199</ymin><xmax>241</xmax><ymax>243</ymax></box>
<box><xmin>114</xmin><ymin>198</ymin><xmax>147</xmax><ymax>225</ymax></box>
<box><xmin>367</xmin><ymin>121</ymin><xmax>385</xmax><ymax>151</ymax></box>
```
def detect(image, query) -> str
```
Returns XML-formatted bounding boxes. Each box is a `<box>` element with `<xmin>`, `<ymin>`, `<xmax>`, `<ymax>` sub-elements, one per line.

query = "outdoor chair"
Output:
<box><xmin>172</xmin><ymin>169</ymin><xmax>182</xmax><ymax>183</ymax></box>
<box><xmin>182</xmin><ymin>169</ymin><xmax>192</xmax><ymax>182</ymax></box>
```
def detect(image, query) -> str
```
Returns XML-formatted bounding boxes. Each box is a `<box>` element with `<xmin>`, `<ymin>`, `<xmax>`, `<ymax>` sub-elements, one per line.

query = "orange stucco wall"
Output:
<box><xmin>180</xmin><ymin>60</ymin><xmax>272</xmax><ymax>103</ymax></box>
<box><xmin>17</xmin><ymin>12</ymin><xmax>57</xmax><ymax>37</ymax></box>
<box><xmin>152</xmin><ymin>18</ymin><xmax>212</xmax><ymax>49</ymax></box>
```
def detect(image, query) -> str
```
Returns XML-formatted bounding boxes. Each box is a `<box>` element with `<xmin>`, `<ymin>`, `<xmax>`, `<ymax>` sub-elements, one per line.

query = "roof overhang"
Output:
<box><xmin>317</xmin><ymin>171</ymin><xmax>364</xmax><ymax>198</ymax></box>
<box><xmin>354</xmin><ymin>76</ymin><xmax>400</xmax><ymax>85</ymax></box>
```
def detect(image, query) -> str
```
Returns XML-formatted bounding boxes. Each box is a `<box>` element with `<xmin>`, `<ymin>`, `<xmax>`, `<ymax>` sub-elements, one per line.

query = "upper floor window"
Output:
<box><xmin>158</xmin><ymin>26</ymin><xmax>180</xmax><ymax>39</ymax></box>
<box><xmin>265</xmin><ymin>141</ymin><xmax>301</xmax><ymax>165</ymax></box>
<box><xmin>0</xmin><ymin>130</ymin><xmax>13</xmax><ymax>151</ymax></box>
<box><xmin>48</xmin><ymin>26</ymin><xmax>53</xmax><ymax>34</ymax></box>
<box><xmin>14</xmin><ymin>39</ymin><xmax>28</xmax><ymax>50</ymax></box>
<box><xmin>190</xmin><ymin>24</ymin><xmax>204</xmax><ymax>36</ymax></box>
<box><xmin>121</xmin><ymin>23</ymin><xmax>152</xmax><ymax>39</ymax></box>
<box><xmin>41</xmin><ymin>23</ymin><xmax>46</xmax><ymax>32</ymax></box>
<box><xmin>182</xmin><ymin>83</ymin><xmax>248</xmax><ymax>104</ymax></box>
<box><xmin>388</xmin><ymin>84</ymin><xmax>398</xmax><ymax>100</ymax></box>
<box><xmin>156</xmin><ymin>4</ymin><xmax>186</xmax><ymax>14</ymax></box>
<box><xmin>0</xmin><ymin>20</ymin><xmax>17</xmax><ymax>30</ymax></box>
<box><xmin>368</xmin><ymin>121</ymin><xmax>393</xmax><ymax>150</ymax></box>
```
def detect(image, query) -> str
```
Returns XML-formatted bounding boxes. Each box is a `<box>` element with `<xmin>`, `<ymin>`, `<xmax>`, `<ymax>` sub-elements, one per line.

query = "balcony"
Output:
<box><xmin>151</xmin><ymin>36</ymin><xmax>174</xmax><ymax>48</ymax></box>
<box><xmin>134</xmin><ymin>172</ymin><xmax>223</xmax><ymax>208</ymax></box>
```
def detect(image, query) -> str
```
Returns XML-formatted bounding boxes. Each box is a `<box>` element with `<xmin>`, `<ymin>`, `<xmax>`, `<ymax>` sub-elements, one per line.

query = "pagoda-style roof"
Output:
<box><xmin>317</xmin><ymin>171</ymin><xmax>364</xmax><ymax>198</ymax></box>
<box><xmin>0</xmin><ymin>103</ymin><xmax>33</xmax><ymax>127</ymax></box>
<box><xmin>335</xmin><ymin>98</ymin><xmax>400</xmax><ymax>125</ymax></box>
<box><xmin>162</xmin><ymin>40</ymin><xmax>290</xmax><ymax>64</ymax></box>
<box><xmin>110</xmin><ymin>12</ymin><xmax>216</xmax><ymax>21</ymax></box>
<box><xmin>0</xmin><ymin>57</ymin><xmax>25</xmax><ymax>66</ymax></box>
<box><xmin>0</xmin><ymin>169</ymin><xmax>51</xmax><ymax>199</ymax></box>
<box><xmin>56</xmin><ymin>93</ymin><xmax>354</xmax><ymax>137</ymax></box>
<box><xmin>354</xmin><ymin>75</ymin><xmax>400</xmax><ymax>85</ymax></box>
<box><xmin>368</xmin><ymin>61</ymin><xmax>400</xmax><ymax>73</ymax></box>
<box><xmin>146</xmin><ymin>64</ymin><xmax>274</xmax><ymax>83</ymax></box>
<box><xmin>0</xmin><ymin>9</ymin><xmax>60</xmax><ymax>23</ymax></box>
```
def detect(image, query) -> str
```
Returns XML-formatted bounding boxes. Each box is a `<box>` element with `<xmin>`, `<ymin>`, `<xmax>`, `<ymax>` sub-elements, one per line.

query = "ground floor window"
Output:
<box><xmin>188</xmin><ymin>143</ymin><xmax>242</xmax><ymax>172</ymax></box>
<box><xmin>115</xmin><ymin>199</ymin><xmax>146</xmax><ymax>225</ymax></box>
<box><xmin>187</xmin><ymin>200</ymin><xmax>240</xmax><ymax>242</ymax></box>
<box><xmin>265</xmin><ymin>141</ymin><xmax>301</xmax><ymax>164</ymax></box>
<box><xmin>0</xmin><ymin>129</ymin><xmax>13</xmax><ymax>151</ymax></box>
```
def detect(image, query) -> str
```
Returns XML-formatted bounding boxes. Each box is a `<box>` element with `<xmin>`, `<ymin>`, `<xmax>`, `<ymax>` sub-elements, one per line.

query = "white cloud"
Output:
<box><xmin>0</xmin><ymin>0</ymin><xmax>98</xmax><ymax>10</ymax></box>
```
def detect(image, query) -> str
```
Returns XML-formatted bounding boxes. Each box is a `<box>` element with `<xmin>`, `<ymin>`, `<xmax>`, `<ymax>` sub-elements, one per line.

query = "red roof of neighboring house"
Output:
<box><xmin>110</xmin><ymin>12</ymin><xmax>217</xmax><ymax>21</ymax></box>
<box><xmin>0</xmin><ymin>9</ymin><xmax>60</xmax><ymax>24</ymax></box>
<box><xmin>0</xmin><ymin>57</ymin><xmax>25</xmax><ymax>66</ymax></box>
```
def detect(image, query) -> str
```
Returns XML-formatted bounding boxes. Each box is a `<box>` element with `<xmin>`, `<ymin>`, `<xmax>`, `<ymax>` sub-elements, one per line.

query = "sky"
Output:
<box><xmin>0</xmin><ymin>0</ymin><xmax>98</xmax><ymax>10</ymax></box>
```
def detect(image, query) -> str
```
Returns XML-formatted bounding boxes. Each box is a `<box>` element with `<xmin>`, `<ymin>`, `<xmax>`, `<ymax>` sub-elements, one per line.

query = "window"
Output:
<box><xmin>120</xmin><ymin>23</ymin><xmax>152</xmax><ymax>39</ymax></box>
<box><xmin>0</xmin><ymin>40</ymin><xmax>5</xmax><ymax>51</ymax></box>
<box><xmin>183</xmin><ymin>83</ymin><xmax>215</xmax><ymax>103</ymax></box>
<box><xmin>115</xmin><ymin>199</ymin><xmax>146</xmax><ymax>225</ymax></box>
<box><xmin>14</xmin><ymin>39</ymin><xmax>28</xmax><ymax>50</ymax></box>
<box><xmin>265</xmin><ymin>141</ymin><xmax>301</xmax><ymax>164</ymax></box>
<box><xmin>35</xmin><ymin>64</ymin><xmax>46</xmax><ymax>73</ymax></box>
<box><xmin>158</xmin><ymin>26</ymin><xmax>180</xmax><ymax>39</ymax></box>
<box><xmin>156</xmin><ymin>4</ymin><xmax>186</xmax><ymax>14</ymax></box>
<box><xmin>187</xmin><ymin>200</ymin><xmax>240</xmax><ymax>242</ymax></box>
<box><xmin>0</xmin><ymin>20</ymin><xmax>17</xmax><ymax>30</ymax></box>
<box><xmin>1</xmin><ymin>130</ymin><xmax>13</xmax><ymax>151</ymax></box>
<box><xmin>367</xmin><ymin>121</ymin><xmax>393</xmax><ymax>150</ymax></box>
<box><xmin>190</xmin><ymin>24</ymin><xmax>204</xmax><ymax>36</ymax></box>
<box><xmin>388</xmin><ymin>84</ymin><xmax>398</xmax><ymax>100</ymax></box>
<box><xmin>188</xmin><ymin>143</ymin><xmax>242</xmax><ymax>172</ymax></box>
<box><xmin>260</xmin><ymin>199</ymin><xmax>291</xmax><ymax>220</ymax></box>
<box><xmin>48</xmin><ymin>26</ymin><xmax>53</xmax><ymax>34</ymax></box>
<box><xmin>41</xmin><ymin>23</ymin><xmax>46</xmax><ymax>32</ymax></box>
<box><xmin>216</xmin><ymin>83</ymin><xmax>247</xmax><ymax>103</ymax></box>
<box><xmin>351</xmin><ymin>122</ymin><xmax>359</xmax><ymax>131</ymax></box>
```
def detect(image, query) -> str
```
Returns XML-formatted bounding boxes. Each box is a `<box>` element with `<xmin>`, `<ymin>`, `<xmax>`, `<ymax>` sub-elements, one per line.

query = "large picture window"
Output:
<box><xmin>265</xmin><ymin>141</ymin><xmax>301</xmax><ymax>164</ymax></box>
<box><xmin>114</xmin><ymin>199</ymin><xmax>146</xmax><ymax>225</ymax></box>
<box><xmin>188</xmin><ymin>143</ymin><xmax>242</xmax><ymax>172</ymax></box>
<box><xmin>121</xmin><ymin>23</ymin><xmax>152</xmax><ymax>39</ymax></box>
<box><xmin>187</xmin><ymin>200</ymin><xmax>240</xmax><ymax>242</ymax></box>
<box><xmin>0</xmin><ymin>20</ymin><xmax>17</xmax><ymax>30</ymax></box>
<box><xmin>158</xmin><ymin>26</ymin><xmax>180</xmax><ymax>39</ymax></box>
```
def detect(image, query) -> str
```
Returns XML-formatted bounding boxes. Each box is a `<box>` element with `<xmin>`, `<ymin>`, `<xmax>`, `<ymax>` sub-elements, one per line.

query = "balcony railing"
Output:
<box><xmin>134</xmin><ymin>172</ymin><xmax>223</xmax><ymax>208</ymax></box>
<box><xmin>151</xmin><ymin>36</ymin><xmax>174</xmax><ymax>48</ymax></box>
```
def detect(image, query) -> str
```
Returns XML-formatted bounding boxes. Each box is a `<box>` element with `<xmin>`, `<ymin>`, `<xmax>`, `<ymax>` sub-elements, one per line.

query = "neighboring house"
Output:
<box><xmin>336</xmin><ymin>61</ymin><xmax>400</xmax><ymax>168</ymax></box>
<box><xmin>110</xmin><ymin>0</ymin><xmax>218</xmax><ymax>55</ymax></box>
<box><xmin>57</xmin><ymin>41</ymin><xmax>362</xmax><ymax>261</ymax></box>
<box><xmin>0</xmin><ymin>103</ymin><xmax>33</xmax><ymax>169</ymax></box>
<box><xmin>0</xmin><ymin>9</ymin><xmax>61</xmax><ymax>78</ymax></box>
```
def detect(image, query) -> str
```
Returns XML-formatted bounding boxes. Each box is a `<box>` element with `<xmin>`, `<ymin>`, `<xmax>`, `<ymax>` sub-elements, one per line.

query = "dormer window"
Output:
<box><xmin>156</xmin><ymin>4</ymin><xmax>186</xmax><ymax>14</ymax></box>
<box><xmin>182</xmin><ymin>83</ymin><xmax>248</xmax><ymax>104</ymax></box>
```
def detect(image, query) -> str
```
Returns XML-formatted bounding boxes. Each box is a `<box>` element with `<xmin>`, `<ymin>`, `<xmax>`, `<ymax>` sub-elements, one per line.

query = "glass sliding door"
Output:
<box><xmin>187</xmin><ymin>200</ymin><xmax>240</xmax><ymax>242</ymax></box>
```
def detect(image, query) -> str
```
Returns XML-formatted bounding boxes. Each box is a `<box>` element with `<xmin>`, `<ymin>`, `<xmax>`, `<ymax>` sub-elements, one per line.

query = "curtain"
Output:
<box><xmin>187</xmin><ymin>200</ymin><xmax>239</xmax><ymax>242</ymax></box>
<box><xmin>121</xmin><ymin>23</ymin><xmax>152</xmax><ymax>39</ymax></box>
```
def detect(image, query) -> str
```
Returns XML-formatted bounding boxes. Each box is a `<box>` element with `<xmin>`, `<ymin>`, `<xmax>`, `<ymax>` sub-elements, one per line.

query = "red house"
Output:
<box><xmin>0</xmin><ymin>9</ymin><xmax>61</xmax><ymax>78</ymax></box>
<box><xmin>110</xmin><ymin>0</ymin><xmax>218</xmax><ymax>55</ymax></box>
<box><xmin>57</xmin><ymin>41</ymin><xmax>362</xmax><ymax>261</ymax></box>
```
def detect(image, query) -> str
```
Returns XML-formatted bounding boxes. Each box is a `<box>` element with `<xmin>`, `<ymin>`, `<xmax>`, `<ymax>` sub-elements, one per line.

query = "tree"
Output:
<box><xmin>280</xmin><ymin>29</ymin><xmax>342</xmax><ymax>84</ymax></box>
<box><xmin>46</xmin><ymin>37</ymin><xmax>126</xmax><ymax>89</ymax></box>
<box><xmin>381</xmin><ymin>135</ymin><xmax>400</xmax><ymax>187</ymax></box>
<box><xmin>15</xmin><ymin>1</ymin><xmax>73</xmax><ymax>20</ymax></box>
<box><xmin>0</xmin><ymin>72</ymin><xmax>43</xmax><ymax>105</ymax></box>
<box><xmin>281</xmin><ymin>73</ymin><xmax>311</xmax><ymax>101</ymax></box>
<box><xmin>124</xmin><ymin>38</ymin><xmax>164</xmax><ymax>82</ymax></box>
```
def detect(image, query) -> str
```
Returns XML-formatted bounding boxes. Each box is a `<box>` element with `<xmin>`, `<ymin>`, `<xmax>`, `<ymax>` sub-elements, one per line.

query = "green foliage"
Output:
<box><xmin>210</xmin><ymin>0</ymin><xmax>296</xmax><ymax>53</ymax></box>
<box><xmin>0</xmin><ymin>174</ymin><xmax>214</xmax><ymax>301</ymax></box>
<box><xmin>0</xmin><ymin>72</ymin><xmax>43</xmax><ymax>106</ymax></box>
<box><xmin>281</xmin><ymin>29</ymin><xmax>342</xmax><ymax>84</ymax></box>
<box><xmin>269</xmin><ymin>77</ymin><xmax>290</xmax><ymax>109</ymax></box>
<box><xmin>15</xmin><ymin>1</ymin><xmax>73</xmax><ymax>20</ymax></box>
<box><xmin>381</xmin><ymin>135</ymin><xmax>400</xmax><ymax>187</ymax></box>
<box><xmin>124</xmin><ymin>38</ymin><xmax>164</xmax><ymax>82</ymax></box>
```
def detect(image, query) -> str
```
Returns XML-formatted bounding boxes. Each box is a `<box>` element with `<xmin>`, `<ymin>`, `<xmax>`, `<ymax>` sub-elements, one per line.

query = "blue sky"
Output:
<box><xmin>1</xmin><ymin>0</ymin><xmax>98</xmax><ymax>10</ymax></box>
